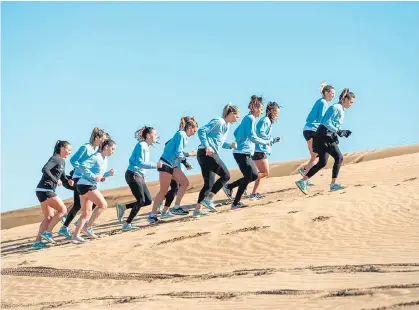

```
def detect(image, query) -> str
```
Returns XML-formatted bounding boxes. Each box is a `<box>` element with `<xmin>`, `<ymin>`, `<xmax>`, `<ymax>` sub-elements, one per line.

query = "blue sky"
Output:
<box><xmin>2</xmin><ymin>2</ymin><xmax>418</xmax><ymax>212</ymax></box>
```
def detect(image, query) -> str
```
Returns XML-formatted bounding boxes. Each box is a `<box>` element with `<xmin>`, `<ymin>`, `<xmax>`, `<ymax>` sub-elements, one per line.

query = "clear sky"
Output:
<box><xmin>2</xmin><ymin>1</ymin><xmax>418</xmax><ymax>213</ymax></box>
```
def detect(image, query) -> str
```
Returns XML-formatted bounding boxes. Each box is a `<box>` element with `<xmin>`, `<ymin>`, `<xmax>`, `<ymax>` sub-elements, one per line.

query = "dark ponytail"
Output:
<box><xmin>53</xmin><ymin>140</ymin><xmax>70</xmax><ymax>155</ymax></box>
<box><xmin>134</xmin><ymin>126</ymin><xmax>154</xmax><ymax>141</ymax></box>
<box><xmin>266</xmin><ymin>101</ymin><xmax>280</xmax><ymax>123</ymax></box>
<box><xmin>339</xmin><ymin>88</ymin><xmax>355</xmax><ymax>103</ymax></box>
<box><xmin>100</xmin><ymin>139</ymin><xmax>116</xmax><ymax>152</ymax></box>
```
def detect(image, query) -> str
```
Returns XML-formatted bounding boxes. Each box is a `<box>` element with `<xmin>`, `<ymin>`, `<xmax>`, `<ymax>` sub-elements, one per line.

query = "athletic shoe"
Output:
<box><xmin>147</xmin><ymin>215</ymin><xmax>159</xmax><ymax>225</ymax></box>
<box><xmin>231</xmin><ymin>202</ymin><xmax>246</xmax><ymax>209</ymax></box>
<box><xmin>161</xmin><ymin>210</ymin><xmax>175</xmax><ymax>219</ymax></box>
<box><xmin>158</xmin><ymin>202</ymin><xmax>164</xmax><ymax>215</ymax></box>
<box><xmin>41</xmin><ymin>231</ymin><xmax>56</xmax><ymax>244</ymax></box>
<box><xmin>201</xmin><ymin>199</ymin><xmax>217</xmax><ymax>212</ymax></box>
<box><xmin>295</xmin><ymin>180</ymin><xmax>308</xmax><ymax>195</ymax></box>
<box><xmin>32</xmin><ymin>241</ymin><xmax>48</xmax><ymax>250</ymax></box>
<box><xmin>193</xmin><ymin>209</ymin><xmax>208</xmax><ymax>217</ymax></box>
<box><xmin>122</xmin><ymin>223</ymin><xmax>138</xmax><ymax>232</ymax></box>
<box><xmin>249</xmin><ymin>193</ymin><xmax>264</xmax><ymax>201</ymax></box>
<box><xmin>223</xmin><ymin>185</ymin><xmax>233</xmax><ymax>201</ymax></box>
<box><xmin>116</xmin><ymin>204</ymin><xmax>126</xmax><ymax>223</ymax></box>
<box><xmin>306</xmin><ymin>179</ymin><xmax>314</xmax><ymax>187</ymax></box>
<box><xmin>60</xmin><ymin>214</ymin><xmax>67</xmax><ymax>224</ymax></box>
<box><xmin>330</xmin><ymin>183</ymin><xmax>345</xmax><ymax>192</ymax></box>
<box><xmin>58</xmin><ymin>226</ymin><xmax>72</xmax><ymax>239</ymax></box>
<box><xmin>298</xmin><ymin>167</ymin><xmax>306</xmax><ymax>177</ymax></box>
<box><xmin>170</xmin><ymin>207</ymin><xmax>189</xmax><ymax>215</ymax></box>
<box><xmin>84</xmin><ymin>227</ymin><xmax>99</xmax><ymax>239</ymax></box>
<box><xmin>71</xmin><ymin>235</ymin><xmax>88</xmax><ymax>244</ymax></box>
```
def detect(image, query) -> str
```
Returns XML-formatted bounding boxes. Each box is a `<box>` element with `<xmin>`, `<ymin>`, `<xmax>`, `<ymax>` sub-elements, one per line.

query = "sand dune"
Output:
<box><xmin>2</xmin><ymin>144</ymin><xmax>419</xmax><ymax>230</ymax></box>
<box><xmin>1</xmin><ymin>144</ymin><xmax>419</xmax><ymax>309</ymax></box>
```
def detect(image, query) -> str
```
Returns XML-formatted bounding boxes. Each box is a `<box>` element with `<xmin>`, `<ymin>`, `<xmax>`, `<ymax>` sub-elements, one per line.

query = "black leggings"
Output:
<box><xmin>197</xmin><ymin>149</ymin><xmax>230</xmax><ymax>203</ymax></box>
<box><xmin>164</xmin><ymin>179</ymin><xmax>179</xmax><ymax>207</ymax></box>
<box><xmin>228</xmin><ymin>153</ymin><xmax>258</xmax><ymax>205</ymax></box>
<box><xmin>125</xmin><ymin>170</ymin><xmax>152</xmax><ymax>223</ymax></box>
<box><xmin>63</xmin><ymin>178</ymin><xmax>96</xmax><ymax>227</ymax></box>
<box><xmin>306</xmin><ymin>142</ymin><xmax>343</xmax><ymax>179</ymax></box>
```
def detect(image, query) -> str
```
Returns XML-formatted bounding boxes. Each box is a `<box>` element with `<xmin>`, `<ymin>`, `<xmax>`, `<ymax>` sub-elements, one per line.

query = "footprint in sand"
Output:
<box><xmin>403</xmin><ymin>177</ymin><xmax>418</xmax><ymax>182</ymax></box>
<box><xmin>288</xmin><ymin>211</ymin><xmax>299</xmax><ymax>214</ymax></box>
<box><xmin>312</xmin><ymin>216</ymin><xmax>332</xmax><ymax>222</ymax></box>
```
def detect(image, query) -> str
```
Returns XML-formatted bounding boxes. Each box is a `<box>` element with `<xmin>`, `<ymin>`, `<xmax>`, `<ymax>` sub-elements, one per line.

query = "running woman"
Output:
<box><xmin>195</xmin><ymin>104</ymin><xmax>240</xmax><ymax>216</ymax></box>
<box><xmin>299</xmin><ymin>83</ymin><xmax>335</xmax><ymax>183</ymax></box>
<box><xmin>116</xmin><ymin>126</ymin><xmax>162</xmax><ymax>231</ymax></box>
<box><xmin>295</xmin><ymin>88</ymin><xmax>355</xmax><ymax>194</ymax></box>
<box><xmin>148</xmin><ymin>117</ymin><xmax>198</xmax><ymax>224</ymax></box>
<box><xmin>71</xmin><ymin>139</ymin><xmax>116</xmax><ymax>243</ymax></box>
<box><xmin>32</xmin><ymin>140</ymin><xmax>73</xmax><ymax>249</ymax></box>
<box><xmin>58</xmin><ymin>128</ymin><xmax>107</xmax><ymax>239</ymax></box>
<box><xmin>250</xmin><ymin>102</ymin><xmax>281</xmax><ymax>200</ymax></box>
<box><xmin>158</xmin><ymin>149</ymin><xmax>197</xmax><ymax>216</ymax></box>
<box><xmin>223</xmin><ymin>95</ymin><xmax>272</xmax><ymax>209</ymax></box>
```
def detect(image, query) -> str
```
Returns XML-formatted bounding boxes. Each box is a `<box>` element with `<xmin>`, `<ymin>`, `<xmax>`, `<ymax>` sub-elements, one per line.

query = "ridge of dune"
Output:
<box><xmin>1</xmin><ymin>143</ymin><xmax>418</xmax><ymax>230</ymax></box>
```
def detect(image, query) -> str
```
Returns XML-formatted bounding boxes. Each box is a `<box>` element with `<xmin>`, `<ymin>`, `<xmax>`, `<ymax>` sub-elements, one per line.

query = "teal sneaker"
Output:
<box><xmin>147</xmin><ymin>215</ymin><xmax>159</xmax><ymax>225</ymax></box>
<box><xmin>32</xmin><ymin>241</ymin><xmax>48</xmax><ymax>250</ymax></box>
<box><xmin>295</xmin><ymin>180</ymin><xmax>308</xmax><ymax>195</ymax></box>
<box><xmin>71</xmin><ymin>235</ymin><xmax>88</xmax><ymax>244</ymax></box>
<box><xmin>201</xmin><ymin>199</ymin><xmax>217</xmax><ymax>212</ymax></box>
<box><xmin>158</xmin><ymin>202</ymin><xmax>164</xmax><ymax>215</ymax></box>
<box><xmin>223</xmin><ymin>185</ymin><xmax>233</xmax><ymax>201</ymax></box>
<box><xmin>116</xmin><ymin>204</ymin><xmax>126</xmax><ymax>223</ymax></box>
<box><xmin>330</xmin><ymin>183</ymin><xmax>345</xmax><ymax>192</ymax></box>
<box><xmin>231</xmin><ymin>202</ymin><xmax>246</xmax><ymax>210</ymax></box>
<box><xmin>84</xmin><ymin>227</ymin><xmax>99</xmax><ymax>239</ymax></box>
<box><xmin>161</xmin><ymin>210</ymin><xmax>175</xmax><ymax>219</ymax></box>
<box><xmin>58</xmin><ymin>226</ymin><xmax>72</xmax><ymax>239</ymax></box>
<box><xmin>193</xmin><ymin>209</ymin><xmax>209</xmax><ymax>217</ymax></box>
<box><xmin>60</xmin><ymin>214</ymin><xmax>67</xmax><ymax>224</ymax></box>
<box><xmin>122</xmin><ymin>223</ymin><xmax>138</xmax><ymax>232</ymax></box>
<box><xmin>306</xmin><ymin>179</ymin><xmax>314</xmax><ymax>187</ymax></box>
<box><xmin>41</xmin><ymin>231</ymin><xmax>56</xmax><ymax>244</ymax></box>
<box><xmin>170</xmin><ymin>207</ymin><xmax>189</xmax><ymax>215</ymax></box>
<box><xmin>298</xmin><ymin>167</ymin><xmax>306</xmax><ymax>177</ymax></box>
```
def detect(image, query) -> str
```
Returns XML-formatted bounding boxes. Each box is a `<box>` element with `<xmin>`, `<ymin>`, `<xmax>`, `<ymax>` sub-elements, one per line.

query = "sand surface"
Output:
<box><xmin>1</xmin><ymin>145</ymin><xmax>418</xmax><ymax>309</ymax></box>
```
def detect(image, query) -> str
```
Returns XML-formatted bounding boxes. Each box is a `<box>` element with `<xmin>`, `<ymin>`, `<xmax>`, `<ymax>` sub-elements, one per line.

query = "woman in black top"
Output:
<box><xmin>33</xmin><ymin>140</ymin><xmax>74</xmax><ymax>249</ymax></box>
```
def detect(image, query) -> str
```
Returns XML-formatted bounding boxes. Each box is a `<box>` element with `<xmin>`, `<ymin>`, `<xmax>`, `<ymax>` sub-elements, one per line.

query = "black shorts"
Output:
<box><xmin>252</xmin><ymin>152</ymin><xmax>267</xmax><ymax>161</ymax></box>
<box><xmin>36</xmin><ymin>191</ymin><xmax>57</xmax><ymax>203</ymax></box>
<box><xmin>77</xmin><ymin>184</ymin><xmax>97</xmax><ymax>196</ymax></box>
<box><xmin>157</xmin><ymin>158</ymin><xmax>175</xmax><ymax>175</ymax></box>
<box><xmin>303</xmin><ymin>130</ymin><xmax>317</xmax><ymax>141</ymax></box>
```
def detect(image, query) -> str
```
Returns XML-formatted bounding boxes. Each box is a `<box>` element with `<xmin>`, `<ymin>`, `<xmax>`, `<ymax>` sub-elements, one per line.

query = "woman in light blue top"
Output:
<box><xmin>299</xmin><ymin>83</ymin><xmax>335</xmax><ymax>179</ymax></box>
<box><xmin>250</xmin><ymin>102</ymin><xmax>281</xmax><ymax>200</ymax></box>
<box><xmin>223</xmin><ymin>95</ymin><xmax>272</xmax><ymax>209</ymax></box>
<box><xmin>296</xmin><ymin>88</ymin><xmax>355</xmax><ymax>195</ymax></box>
<box><xmin>116</xmin><ymin>126</ymin><xmax>162</xmax><ymax>231</ymax></box>
<box><xmin>148</xmin><ymin>117</ymin><xmax>198</xmax><ymax>224</ymax></box>
<box><xmin>194</xmin><ymin>104</ymin><xmax>240</xmax><ymax>216</ymax></box>
<box><xmin>59</xmin><ymin>128</ymin><xmax>108</xmax><ymax>238</ymax></box>
<box><xmin>71</xmin><ymin>139</ymin><xmax>116</xmax><ymax>244</ymax></box>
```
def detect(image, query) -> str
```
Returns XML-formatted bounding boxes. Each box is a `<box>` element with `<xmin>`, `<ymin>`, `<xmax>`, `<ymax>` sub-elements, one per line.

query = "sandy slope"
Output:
<box><xmin>1</xmin><ymin>145</ymin><xmax>419</xmax><ymax>309</ymax></box>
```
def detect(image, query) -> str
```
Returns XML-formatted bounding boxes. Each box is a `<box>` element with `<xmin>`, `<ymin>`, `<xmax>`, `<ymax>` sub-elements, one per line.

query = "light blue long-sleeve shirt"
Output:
<box><xmin>255</xmin><ymin>116</ymin><xmax>275</xmax><ymax>155</ymax></box>
<box><xmin>197</xmin><ymin>117</ymin><xmax>231</xmax><ymax>154</ymax></box>
<box><xmin>127</xmin><ymin>141</ymin><xmax>157</xmax><ymax>178</ymax></box>
<box><xmin>321</xmin><ymin>103</ymin><xmax>345</xmax><ymax>133</ymax></box>
<box><xmin>303</xmin><ymin>98</ymin><xmax>330</xmax><ymax>131</ymax></box>
<box><xmin>233</xmin><ymin>113</ymin><xmax>271</xmax><ymax>156</ymax></box>
<box><xmin>161</xmin><ymin>130</ymin><xmax>188</xmax><ymax>168</ymax></box>
<box><xmin>77</xmin><ymin>152</ymin><xmax>111</xmax><ymax>186</ymax></box>
<box><xmin>70</xmin><ymin>143</ymin><xmax>98</xmax><ymax>179</ymax></box>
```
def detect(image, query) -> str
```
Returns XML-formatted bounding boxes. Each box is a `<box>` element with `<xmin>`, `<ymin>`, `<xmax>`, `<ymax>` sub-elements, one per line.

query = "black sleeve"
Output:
<box><xmin>42</xmin><ymin>157</ymin><xmax>59</xmax><ymax>184</ymax></box>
